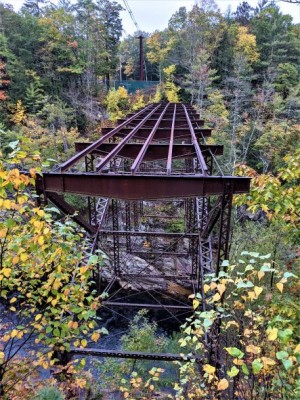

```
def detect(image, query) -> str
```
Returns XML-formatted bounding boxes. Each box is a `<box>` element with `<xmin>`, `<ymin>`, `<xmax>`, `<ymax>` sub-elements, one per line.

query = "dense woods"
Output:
<box><xmin>0</xmin><ymin>0</ymin><xmax>299</xmax><ymax>398</ymax></box>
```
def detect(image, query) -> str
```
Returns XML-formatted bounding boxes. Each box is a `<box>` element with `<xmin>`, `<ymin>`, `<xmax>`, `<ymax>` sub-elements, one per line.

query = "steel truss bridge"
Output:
<box><xmin>38</xmin><ymin>102</ymin><xmax>250</xmax><ymax>363</ymax></box>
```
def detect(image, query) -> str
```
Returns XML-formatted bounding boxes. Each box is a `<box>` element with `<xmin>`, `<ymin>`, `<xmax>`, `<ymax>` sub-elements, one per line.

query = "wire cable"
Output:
<box><xmin>122</xmin><ymin>0</ymin><xmax>140</xmax><ymax>32</ymax></box>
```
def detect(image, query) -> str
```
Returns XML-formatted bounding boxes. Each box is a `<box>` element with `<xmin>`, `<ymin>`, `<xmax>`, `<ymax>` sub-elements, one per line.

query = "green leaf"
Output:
<box><xmin>203</xmin><ymin>319</ymin><xmax>213</xmax><ymax>329</ymax></box>
<box><xmin>249</xmin><ymin>252</ymin><xmax>259</xmax><ymax>257</ymax></box>
<box><xmin>236</xmin><ymin>281</ymin><xmax>254</xmax><ymax>289</ymax></box>
<box><xmin>282</xmin><ymin>359</ymin><xmax>293</xmax><ymax>370</ymax></box>
<box><xmin>242</xmin><ymin>364</ymin><xmax>249</xmax><ymax>375</ymax></box>
<box><xmin>225</xmin><ymin>347</ymin><xmax>244</xmax><ymax>359</ymax></box>
<box><xmin>283</xmin><ymin>272</ymin><xmax>297</xmax><ymax>279</ymax></box>
<box><xmin>228</xmin><ymin>366</ymin><xmax>239</xmax><ymax>377</ymax></box>
<box><xmin>278</xmin><ymin>329</ymin><xmax>293</xmax><ymax>341</ymax></box>
<box><xmin>258</xmin><ymin>254</ymin><xmax>271</xmax><ymax>259</ymax></box>
<box><xmin>276</xmin><ymin>351</ymin><xmax>289</xmax><ymax>360</ymax></box>
<box><xmin>88</xmin><ymin>255</ymin><xmax>98</xmax><ymax>265</ymax></box>
<box><xmin>252</xmin><ymin>359</ymin><xmax>263</xmax><ymax>374</ymax></box>
<box><xmin>260</xmin><ymin>265</ymin><xmax>276</xmax><ymax>272</ymax></box>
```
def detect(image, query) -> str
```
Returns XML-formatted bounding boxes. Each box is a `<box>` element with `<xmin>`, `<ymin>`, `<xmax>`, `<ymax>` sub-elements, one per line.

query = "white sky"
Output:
<box><xmin>5</xmin><ymin>0</ymin><xmax>300</xmax><ymax>35</ymax></box>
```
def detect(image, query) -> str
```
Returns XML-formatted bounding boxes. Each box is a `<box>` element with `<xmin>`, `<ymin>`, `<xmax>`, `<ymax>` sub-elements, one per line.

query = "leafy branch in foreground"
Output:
<box><xmin>0</xmin><ymin>147</ymin><xmax>102</xmax><ymax>397</ymax></box>
<box><xmin>175</xmin><ymin>253</ymin><xmax>299</xmax><ymax>399</ymax></box>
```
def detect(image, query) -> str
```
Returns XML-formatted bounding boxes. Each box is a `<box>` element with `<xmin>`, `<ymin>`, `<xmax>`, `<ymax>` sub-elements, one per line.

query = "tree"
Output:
<box><xmin>235</xmin><ymin>148</ymin><xmax>300</xmax><ymax>243</ymax></box>
<box><xmin>274</xmin><ymin>63</ymin><xmax>299</xmax><ymax>98</ymax></box>
<box><xmin>0</xmin><ymin>146</ymin><xmax>101</xmax><ymax>396</ymax></box>
<box><xmin>234</xmin><ymin>1</ymin><xmax>255</xmax><ymax>25</ymax></box>
<box><xmin>146</xmin><ymin>31</ymin><xmax>175</xmax><ymax>82</ymax></box>
<box><xmin>163</xmin><ymin>65</ymin><xmax>180</xmax><ymax>103</ymax></box>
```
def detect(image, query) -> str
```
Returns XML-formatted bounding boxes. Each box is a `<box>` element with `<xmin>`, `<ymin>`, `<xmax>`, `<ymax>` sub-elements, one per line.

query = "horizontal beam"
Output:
<box><xmin>118</xmin><ymin>273</ymin><xmax>195</xmax><ymax>280</ymax></box>
<box><xmin>97</xmin><ymin>140</ymin><xmax>213</xmax><ymax>157</ymax></box>
<box><xmin>100</xmin><ymin>230</ymin><xmax>197</xmax><ymax>237</ymax></box>
<box><xmin>42</xmin><ymin>173</ymin><xmax>251</xmax><ymax>200</ymax></box>
<box><xmin>117</xmin><ymin>118</ymin><xmax>204</xmax><ymax>128</ymax></box>
<box><xmin>102</xmin><ymin>127</ymin><xmax>211</xmax><ymax>140</ymax></box>
<box><xmin>102</xmin><ymin>301</ymin><xmax>193</xmax><ymax>310</ymax></box>
<box><xmin>69</xmin><ymin>347</ymin><xmax>199</xmax><ymax>362</ymax></box>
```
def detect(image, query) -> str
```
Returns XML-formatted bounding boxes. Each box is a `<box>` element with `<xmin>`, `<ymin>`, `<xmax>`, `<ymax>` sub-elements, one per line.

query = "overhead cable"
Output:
<box><xmin>122</xmin><ymin>0</ymin><xmax>141</xmax><ymax>32</ymax></box>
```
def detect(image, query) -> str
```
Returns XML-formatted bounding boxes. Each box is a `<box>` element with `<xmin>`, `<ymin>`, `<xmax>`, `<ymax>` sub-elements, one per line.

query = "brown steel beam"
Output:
<box><xmin>75</xmin><ymin>143</ymin><xmax>223</xmax><ymax>160</ymax></box>
<box><xmin>167</xmin><ymin>104</ymin><xmax>176</xmax><ymax>175</ymax></box>
<box><xmin>101</xmin><ymin>127</ymin><xmax>210</xmax><ymax>137</ymax></box>
<box><xmin>96</xmin><ymin>104</ymin><xmax>161</xmax><ymax>171</ymax></box>
<box><xmin>119</xmin><ymin>273</ymin><xmax>194</xmax><ymax>279</ymax></box>
<box><xmin>116</xmin><ymin>118</ymin><xmax>204</xmax><ymax>128</ymax></box>
<box><xmin>47</xmin><ymin>192</ymin><xmax>96</xmax><ymax>234</ymax></box>
<box><xmin>131</xmin><ymin>103</ymin><xmax>170</xmax><ymax>173</ymax></box>
<box><xmin>43</xmin><ymin>173</ymin><xmax>251</xmax><ymax>200</ymax></box>
<box><xmin>183</xmin><ymin>104</ymin><xmax>208</xmax><ymax>175</ymax></box>
<box><xmin>59</xmin><ymin>104</ymin><xmax>155</xmax><ymax>172</ymax></box>
<box><xmin>102</xmin><ymin>301</ymin><xmax>192</xmax><ymax>310</ymax></box>
<box><xmin>100</xmin><ymin>230</ymin><xmax>198</xmax><ymax>238</ymax></box>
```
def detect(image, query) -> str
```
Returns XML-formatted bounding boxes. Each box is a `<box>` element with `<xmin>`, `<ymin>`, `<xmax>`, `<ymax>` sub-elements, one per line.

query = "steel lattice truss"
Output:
<box><xmin>39</xmin><ymin>102</ymin><xmax>250</xmax><ymax>362</ymax></box>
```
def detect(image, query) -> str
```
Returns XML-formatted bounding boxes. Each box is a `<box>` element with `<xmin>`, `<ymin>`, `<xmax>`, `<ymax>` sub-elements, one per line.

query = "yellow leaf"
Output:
<box><xmin>204</xmin><ymin>284</ymin><xmax>210</xmax><ymax>293</ymax></box>
<box><xmin>38</xmin><ymin>236</ymin><xmax>44</xmax><ymax>246</ymax></box>
<box><xmin>212</xmin><ymin>293</ymin><xmax>221</xmax><ymax>302</ymax></box>
<box><xmin>210</xmin><ymin>282</ymin><xmax>217</xmax><ymax>290</ymax></box>
<box><xmin>2</xmin><ymin>334</ymin><xmax>11</xmax><ymax>344</ymax></box>
<box><xmin>2</xmin><ymin>268</ymin><xmax>11</xmax><ymax>278</ymax></box>
<box><xmin>0</xmin><ymin>228</ymin><xmax>7</xmax><ymax>238</ymax></box>
<box><xmin>254</xmin><ymin>286</ymin><xmax>263</xmax><ymax>298</ymax></box>
<box><xmin>53</xmin><ymin>279</ymin><xmax>60</xmax><ymax>290</ymax></box>
<box><xmin>91</xmin><ymin>332</ymin><xmax>100</xmax><ymax>342</ymax></box>
<box><xmin>276</xmin><ymin>283</ymin><xmax>283</xmax><ymax>293</ymax></box>
<box><xmin>258</xmin><ymin>271</ymin><xmax>265</xmax><ymax>281</ymax></box>
<box><xmin>51</xmin><ymin>299</ymin><xmax>58</xmax><ymax>307</ymax></box>
<box><xmin>12</xmin><ymin>256</ymin><xmax>19</xmax><ymax>265</ymax></box>
<box><xmin>225</xmin><ymin>321</ymin><xmax>239</xmax><ymax>329</ymax></box>
<box><xmin>246</xmin><ymin>344</ymin><xmax>261</xmax><ymax>354</ymax></box>
<box><xmin>217</xmin><ymin>378</ymin><xmax>229</xmax><ymax>391</ymax></box>
<box><xmin>35</xmin><ymin>314</ymin><xmax>42</xmax><ymax>321</ymax></box>
<box><xmin>233</xmin><ymin>358</ymin><xmax>244</xmax><ymax>366</ymax></box>
<box><xmin>81</xmin><ymin>339</ymin><xmax>87</xmax><ymax>347</ymax></box>
<box><xmin>193</xmin><ymin>299</ymin><xmax>200</xmax><ymax>310</ymax></box>
<box><xmin>294</xmin><ymin>344</ymin><xmax>300</xmax><ymax>354</ymax></box>
<box><xmin>20</xmin><ymin>253</ymin><xmax>28</xmax><ymax>262</ymax></box>
<box><xmin>203</xmin><ymin>364</ymin><xmax>216</xmax><ymax>375</ymax></box>
<box><xmin>267</xmin><ymin>327</ymin><xmax>278</xmax><ymax>341</ymax></box>
<box><xmin>17</xmin><ymin>331</ymin><xmax>24</xmax><ymax>339</ymax></box>
<box><xmin>0</xmin><ymin>351</ymin><xmax>5</xmax><ymax>359</ymax></box>
<box><xmin>10</xmin><ymin>297</ymin><xmax>17</xmax><ymax>303</ymax></box>
<box><xmin>248</xmin><ymin>291</ymin><xmax>256</xmax><ymax>301</ymax></box>
<box><xmin>80</xmin><ymin>266</ymin><xmax>88</xmax><ymax>275</ymax></box>
<box><xmin>37</xmin><ymin>209</ymin><xmax>45</xmax><ymax>217</ymax></box>
<box><xmin>217</xmin><ymin>283</ymin><xmax>226</xmax><ymax>296</ymax></box>
<box><xmin>261</xmin><ymin>357</ymin><xmax>276</xmax><ymax>367</ymax></box>
<box><xmin>124</xmin><ymin>393</ymin><xmax>129</xmax><ymax>399</ymax></box>
<box><xmin>11</xmin><ymin>329</ymin><xmax>18</xmax><ymax>338</ymax></box>
<box><xmin>3</xmin><ymin>200</ymin><xmax>11</xmax><ymax>209</ymax></box>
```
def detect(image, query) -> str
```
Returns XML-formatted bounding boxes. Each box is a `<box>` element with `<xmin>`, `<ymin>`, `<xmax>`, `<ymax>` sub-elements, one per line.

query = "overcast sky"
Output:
<box><xmin>5</xmin><ymin>0</ymin><xmax>300</xmax><ymax>35</ymax></box>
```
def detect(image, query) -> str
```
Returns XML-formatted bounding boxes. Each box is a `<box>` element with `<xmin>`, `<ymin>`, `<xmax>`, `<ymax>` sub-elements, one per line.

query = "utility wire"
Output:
<box><xmin>122</xmin><ymin>0</ymin><xmax>141</xmax><ymax>32</ymax></box>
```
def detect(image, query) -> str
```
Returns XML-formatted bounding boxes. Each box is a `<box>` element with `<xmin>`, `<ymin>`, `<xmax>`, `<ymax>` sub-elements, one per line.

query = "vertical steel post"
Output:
<box><xmin>138</xmin><ymin>35</ymin><xmax>144</xmax><ymax>81</ymax></box>
<box><xmin>125</xmin><ymin>201</ymin><xmax>132</xmax><ymax>253</ymax></box>
<box><xmin>85</xmin><ymin>155</ymin><xmax>97</xmax><ymax>225</ymax></box>
<box><xmin>111</xmin><ymin>199</ymin><xmax>120</xmax><ymax>276</ymax></box>
<box><xmin>133</xmin><ymin>201</ymin><xmax>139</xmax><ymax>231</ymax></box>
<box><xmin>216</xmin><ymin>183</ymin><xmax>234</xmax><ymax>276</ymax></box>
